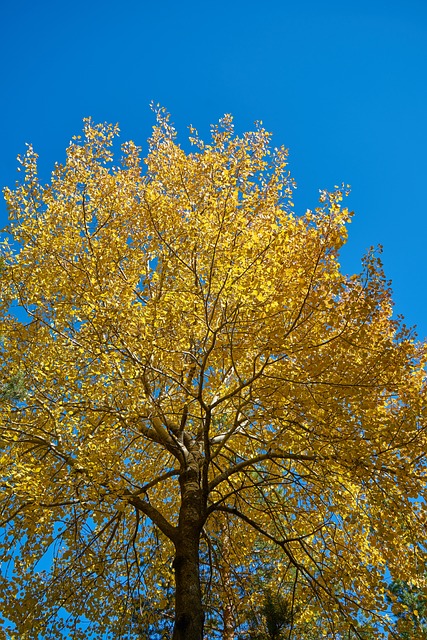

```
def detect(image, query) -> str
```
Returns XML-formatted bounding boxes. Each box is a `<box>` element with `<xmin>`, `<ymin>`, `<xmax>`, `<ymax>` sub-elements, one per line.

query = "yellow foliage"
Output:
<box><xmin>0</xmin><ymin>108</ymin><xmax>426</xmax><ymax>638</ymax></box>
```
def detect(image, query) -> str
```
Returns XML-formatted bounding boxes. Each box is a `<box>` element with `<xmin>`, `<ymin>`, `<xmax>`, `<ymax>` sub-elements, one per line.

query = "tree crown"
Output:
<box><xmin>0</xmin><ymin>109</ymin><xmax>426</xmax><ymax>638</ymax></box>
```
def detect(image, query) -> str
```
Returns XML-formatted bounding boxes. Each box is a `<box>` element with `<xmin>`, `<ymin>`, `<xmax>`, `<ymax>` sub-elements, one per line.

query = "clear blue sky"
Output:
<box><xmin>1</xmin><ymin>0</ymin><xmax>426</xmax><ymax>336</ymax></box>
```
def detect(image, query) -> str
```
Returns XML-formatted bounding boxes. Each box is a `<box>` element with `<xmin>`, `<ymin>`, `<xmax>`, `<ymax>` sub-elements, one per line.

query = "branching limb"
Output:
<box><xmin>124</xmin><ymin>492</ymin><xmax>177</xmax><ymax>543</ymax></box>
<box><xmin>209</xmin><ymin>451</ymin><xmax>317</xmax><ymax>491</ymax></box>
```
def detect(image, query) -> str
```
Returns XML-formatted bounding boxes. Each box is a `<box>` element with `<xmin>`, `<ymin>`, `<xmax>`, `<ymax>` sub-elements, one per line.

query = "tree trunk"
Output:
<box><xmin>172</xmin><ymin>532</ymin><xmax>204</xmax><ymax>640</ymax></box>
<box><xmin>221</xmin><ymin>530</ymin><xmax>235</xmax><ymax>640</ymax></box>
<box><xmin>222</xmin><ymin>600</ymin><xmax>234</xmax><ymax>640</ymax></box>
<box><xmin>172</xmin><ymin>466</ymin><xmax>205</xmax><ymax>640</ymax></box>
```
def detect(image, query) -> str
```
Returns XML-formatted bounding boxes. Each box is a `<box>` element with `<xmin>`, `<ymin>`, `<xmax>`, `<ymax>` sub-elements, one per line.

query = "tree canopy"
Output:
<box><xmin>0</xmin><ymin>108</ymin><xmax>426</xmax><ymax>639</ymax></box>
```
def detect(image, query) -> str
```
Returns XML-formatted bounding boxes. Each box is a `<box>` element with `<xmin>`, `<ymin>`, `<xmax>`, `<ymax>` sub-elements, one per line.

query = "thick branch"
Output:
<box><xmin>132</xmin><ymin>469</ymin><xmax>180</xmax><ymax>495</ymax></box>
<box><xmin>125</xmin><ymin>492</ymin><xmax>178</xmax><ymax>542</ymax></box>
<box><xmin>208</xmin><ymin>504</ymin><xmax>326</xmax><ymax>545</ymax></box>
<box><xmin>209</xmin><ymin>451</ymin><xmax>316</xmax><ymax>491</ymax></box>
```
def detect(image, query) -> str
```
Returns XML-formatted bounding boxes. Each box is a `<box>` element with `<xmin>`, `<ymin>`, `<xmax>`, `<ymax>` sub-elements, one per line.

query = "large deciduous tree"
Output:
<box><xmin>0</xmin><ymin>109</ymin><xmax>426</xmax><ymax>639</ymax></box>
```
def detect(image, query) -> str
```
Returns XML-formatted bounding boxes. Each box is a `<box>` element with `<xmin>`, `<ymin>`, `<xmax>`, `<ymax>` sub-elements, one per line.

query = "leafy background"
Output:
<box><xmin>1</xmin><ymin>0</ymin><xmax>426</xmax><ymax>335</ymax></box>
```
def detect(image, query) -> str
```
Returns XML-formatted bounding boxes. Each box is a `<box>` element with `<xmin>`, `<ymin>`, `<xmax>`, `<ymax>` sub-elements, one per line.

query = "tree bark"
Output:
<box><xmin>221</xmin><ymin>530</ymin><xmax>235</xmax><ymax>640</ymax></box>
<box><xmin>222</xmin><ymin>600</ymin><xmax>234</xmax><ymax>640</ymax></box>
<box><xmin>172</xmin><ymin>465</ymin><xmax>205</xmax><ymax>640</ymax></box>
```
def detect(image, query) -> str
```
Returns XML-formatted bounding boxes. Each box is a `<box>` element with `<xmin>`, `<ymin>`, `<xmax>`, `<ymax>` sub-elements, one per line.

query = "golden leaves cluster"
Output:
<box><xmin>0</xmin><ymin>110</ymin><xmax>426</xmax><ymax>637</ymax></box>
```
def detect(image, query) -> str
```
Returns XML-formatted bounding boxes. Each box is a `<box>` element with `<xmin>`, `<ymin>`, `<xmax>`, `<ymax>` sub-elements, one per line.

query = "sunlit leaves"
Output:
<box><xmin>0</xmin><ymin>110</ymin><xmax>426</xmax><ymax>638</ymax></box>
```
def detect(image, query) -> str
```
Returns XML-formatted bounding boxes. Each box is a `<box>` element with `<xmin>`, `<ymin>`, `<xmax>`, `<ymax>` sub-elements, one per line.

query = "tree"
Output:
<box><xmin>387</xmin><ymin>579</ymin><xmax>427</xmax><ymax>639</ymax></box>
<box><xmin>0</xmin><ymin>108</ymin><xmax>426</xmax><ymax>639</ymax></box>
<box><xmin>243</xmin><ymin>587</ymin><xmax>296</xmax><ymax>640</ymax></box>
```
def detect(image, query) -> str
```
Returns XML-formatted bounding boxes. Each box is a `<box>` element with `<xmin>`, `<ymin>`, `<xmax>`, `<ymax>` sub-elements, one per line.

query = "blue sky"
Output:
<box><xmin>1</xmin><ymin>0</ymin><xmax>426</xmax><ymax>336</ymax></box>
